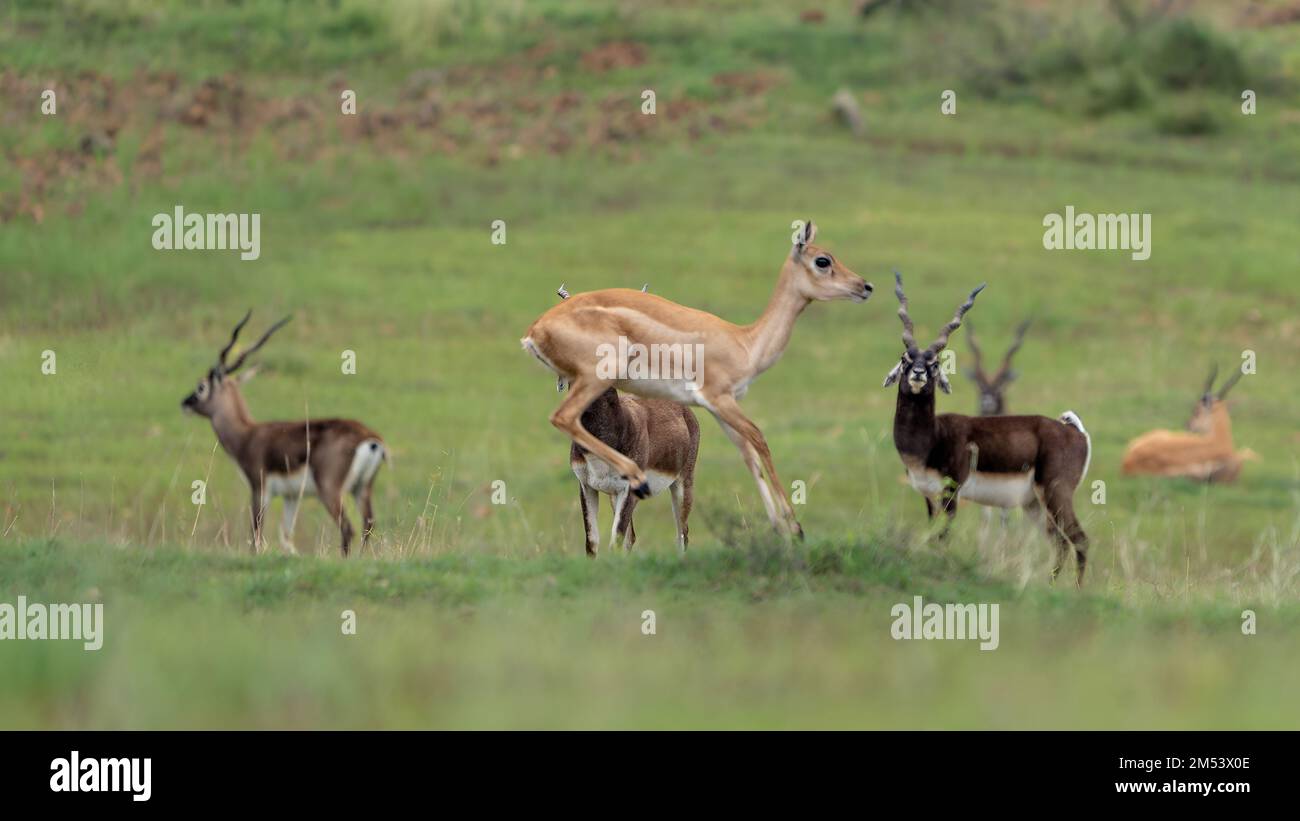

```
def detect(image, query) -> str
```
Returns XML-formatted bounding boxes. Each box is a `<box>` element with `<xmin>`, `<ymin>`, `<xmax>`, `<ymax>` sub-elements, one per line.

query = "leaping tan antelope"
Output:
<box><xmin>1121</xmin><ymin>364</ymin><xmax>1257</xmax><ymax>482</ymax></box>
<box><xmin>882</xmin><ymin>273</ymin><xmax>1092</xmax><ymax>585</ymax></box>
<box><xmin>181</xmin><ymin>311</ymin><xmax>386</xmax><ymax>556</ymax></box>
<box><xmin>522</xmin><ymin>220</ymin><xmax>872</xmax><ymax>538</ymax></box>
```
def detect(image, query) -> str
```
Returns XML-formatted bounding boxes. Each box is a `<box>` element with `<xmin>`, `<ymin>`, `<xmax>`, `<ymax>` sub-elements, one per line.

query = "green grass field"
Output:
<box><xmin>2</xmin><ymin>0</ymin><xmax>1299</xmax><ymax>728</ymax></box>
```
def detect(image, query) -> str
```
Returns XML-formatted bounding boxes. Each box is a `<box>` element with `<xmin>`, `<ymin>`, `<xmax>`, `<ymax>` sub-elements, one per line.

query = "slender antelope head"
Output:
<box><xmin>882</xmin><ymin>271</ymin><xmax>985</xmax><ymax>396</ymax></box>
<box><xmin>789</xmin><ymin>220</ymin><xmax>873</xmax><ymax>303</ymax></box>
<box><xmin>1188</xmin><ymin>363</ymin><xmax>1243</xmax><ymax>434</ymax></box>
<box><xmin>181</xmin><ymin>310</ymin><xmax>291</xmax><ymax>418</ymax></box>
<box><xmin>965</xmin><ymin>317</ymin><xmax>1031</xmax><ymax>415</ymax></box>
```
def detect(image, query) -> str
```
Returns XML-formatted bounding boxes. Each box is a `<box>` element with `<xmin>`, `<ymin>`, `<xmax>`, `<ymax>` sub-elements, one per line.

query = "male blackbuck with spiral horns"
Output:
<box><xmin>883</xmin><ymin>273</ymin><xmax>1093</xmax><ymax>585</ymax></box>
<box><xmin>522</xmin><ymin>220</ymin><xmax>872</xmax><ymax>538</ymax></box>
<box><xmin>181</xmin><ymin>311</ymin><xmax>387</xmax><ymax>556</ymax></box>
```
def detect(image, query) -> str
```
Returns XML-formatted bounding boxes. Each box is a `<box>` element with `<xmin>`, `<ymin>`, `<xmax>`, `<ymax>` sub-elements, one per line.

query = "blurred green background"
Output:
<box><xmin>1</xmin><ymin>0</ymin><xmax>1298</xmax><ymax>728</ymax></box>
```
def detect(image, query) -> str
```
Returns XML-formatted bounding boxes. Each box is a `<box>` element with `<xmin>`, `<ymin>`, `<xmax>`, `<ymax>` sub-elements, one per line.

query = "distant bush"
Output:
<box><xmin>1083</xmin><ymin>64</ymin><xmax>1152</xmax><ymax>116</ymax></box>
<box><xmin>1153</xmin><ymin>98</ymin><xmax>1223</xmax><ymax>136</ymax></box>
<box><xmin>1142</xmin><ymin>18</ymin><xmax>1246</xmax><ymax>91</ymax></box>
<box><xmin>893</xmin><ymin>0</ymin><xmax>1254</xmax><ymax>132</ymax></box>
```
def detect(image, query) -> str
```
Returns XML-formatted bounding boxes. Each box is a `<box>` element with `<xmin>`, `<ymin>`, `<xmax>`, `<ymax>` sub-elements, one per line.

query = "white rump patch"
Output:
<box><xmin>345</xmin><ymin>438</ymin><xmax>385</xmax><ymax>495</ymax></box>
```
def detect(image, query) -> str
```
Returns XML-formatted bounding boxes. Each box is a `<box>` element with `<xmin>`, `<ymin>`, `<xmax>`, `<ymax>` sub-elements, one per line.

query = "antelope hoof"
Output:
<box><xmin>793</xmin><ymin>522</ymin><xmax>805</xmax><ymax>542</ymax></box>
<box><xmin>631</xmin><ymin>480</ymin><xmax>652</xmax><ymax>499</ymax></box>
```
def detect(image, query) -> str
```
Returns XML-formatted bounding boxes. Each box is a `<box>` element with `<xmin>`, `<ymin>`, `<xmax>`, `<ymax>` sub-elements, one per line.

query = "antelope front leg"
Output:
<box><xmin>279</xmin><ymin>495</ymin><xmax>300</xmax><ymax>555</ymax></box>
<box><xmin>551</xmin><ymin>379</ymin><xmax>650</xmax><ymax>495</ymax></box>
<box><xmin>249</xmin><ymin>485</ymin><xmax>268</xmax><ymax>553</ymax></box>
<box><xmin>706</xmin><ymin>395</ymin><xmax>801</xmax><ymax>539</ymax></box>
<box><xmin>936</xmin><ymin>488</ymin><xmax>959</xmax><ymax>540</ymax></box>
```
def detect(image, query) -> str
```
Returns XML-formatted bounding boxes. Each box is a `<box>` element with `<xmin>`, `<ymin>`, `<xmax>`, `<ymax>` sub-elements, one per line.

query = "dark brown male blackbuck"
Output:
<box><xmin>882</xmin><ymin>273</ymin><xmax>1092</xmax><ymax>585</ymax></box>
<box><xmin>964</xmin><ymin>318</ymin><xmax>1031</xmax><ymax>416</ymax></box>
<box><xmin>181</xmin><ymin>311</ymin><xmax>386</xmax><ymax>556</ymax></box>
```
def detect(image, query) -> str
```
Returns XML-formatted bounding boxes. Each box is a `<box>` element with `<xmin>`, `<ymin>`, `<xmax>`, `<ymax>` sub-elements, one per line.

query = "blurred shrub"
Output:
<box><xmin>1142</xmin><ymin>18</ymin><xmax>1246</xmax><ymax>91</ymax></box>
<box><xmin>1153</xmin><ymin>97</ymin><xmax>1223</xmax><ymax>136</ymax></box>
<box><xmin>891</xmin><ymin>0</ymin><xmax>1255</xmax><ymax>133</ymax></box>
<box><xmin>1083</xmin><ymin>64</ymin><xmax>1153</xmax><ymax>116</ymax></box>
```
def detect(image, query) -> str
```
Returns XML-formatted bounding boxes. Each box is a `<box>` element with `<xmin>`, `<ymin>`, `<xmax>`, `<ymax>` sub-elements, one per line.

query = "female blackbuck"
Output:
<box><xmin>181</xmin><ymin>311</ymin><xmax>386</xmax><ymax>556</ymax></box>
<box><xmin>571</xmin><ymin>388</ymin><xmax>700</xmax><ymax>555</ymax></box>
<box><xmin>883</xmin><ymin>273</ymin><xmax>1092</xmax><ymax>585</ymax></box>
<box><xmin>1121</xmin><ymin>365</ymin><xmax>1257</xmax><ymax>482</ymax></box>
<box><xmin>522</xmin><ymin>220</ymin><xmax>872</xmax><ymax>538</ymax></box>
<box><xmin>964</xmin><ymin>318</ymin><xmax>1031</xmax><ymax>416</ymax></box>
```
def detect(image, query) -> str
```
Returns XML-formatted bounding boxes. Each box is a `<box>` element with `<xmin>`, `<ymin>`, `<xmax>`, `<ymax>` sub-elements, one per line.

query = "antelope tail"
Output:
<box><xmin>1060</xmin><ymin>411</ymin><xmax>1092</xmax><ymax>481</ymax></box>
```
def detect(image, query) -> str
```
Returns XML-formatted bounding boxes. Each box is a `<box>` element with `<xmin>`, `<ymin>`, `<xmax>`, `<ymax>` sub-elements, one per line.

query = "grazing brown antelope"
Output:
<box><xmin>181</xmin><ymin>311</ymin><xmax>386</xmax><ymax>556</ymax></box>
<box><xmin>883</xmin><ymin>272</ymin><xmax>1092</xmax><ymax>585</ymax></box>
<box><xmin>522</xmin><ymin>220</ymin><xmax>872</xmax><ymax>539</ymax></box>
<box><xmin>571</xmin><ymin>388</ymin><xmax>701</xmax><ymax>555</ymax></box>
<box><xmin>965</xmin><ymin>318</ymin><xmax>1031</xmax><ymax>416</ymax></box>
<box><xmin>1121</xmin><ymin>365</ymin><xmax>1257</xmax><ymax>482</ymax></box>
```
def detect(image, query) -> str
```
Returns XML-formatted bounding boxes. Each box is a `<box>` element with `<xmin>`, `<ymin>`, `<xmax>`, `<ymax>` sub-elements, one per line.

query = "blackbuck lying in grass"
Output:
<box><xmin>554</xmin><ymin>285</ymin><xmax>701</xmax><ymax>555</ymax></box>
<box><xmin>1121</xmin><ymin>365</ymin><xmax>1257</xmax><ymax>482</ymax></box>
<box><xmin>181</xmin><ymin>311</ymin><xmax>386</xmax><ymax>556</ymax></box>
<box><xmin>522</xmin><ymin>220</ymin><xmax>872</xmax><ymax>539</ymax></box>
<box><xmin>964</xmin><ymin>317</ymin><xmax>1031</xmax><ymax>416</ymax></box>
<box><xmin>883</xmin><ymin>273</ymin><xmax>1092</xmax><ymax>586</ymax></box>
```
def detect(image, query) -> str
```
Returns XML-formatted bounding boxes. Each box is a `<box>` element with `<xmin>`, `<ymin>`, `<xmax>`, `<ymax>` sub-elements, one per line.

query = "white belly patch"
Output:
<box><xmin>960</xmin><ymin>471</ymin><xmax>1036</xmax><ymax>508</ymax></box>
<box><xmin>572</xmin><ymin>454</ymin><xmax>675</xmax><ymax>497</ymax></box>
<box><xmin>907</xmin><ymin>467</ymin><xmax>1036</xmax><ymax>509</ymax></box>
<box><xmin>265</xmin><ymin>467</ymin><xmax>317</xmax><ymax>499</ymax></box>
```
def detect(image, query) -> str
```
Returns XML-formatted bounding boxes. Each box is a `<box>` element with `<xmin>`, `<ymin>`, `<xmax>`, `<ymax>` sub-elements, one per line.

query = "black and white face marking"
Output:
<box><xmin>181</xmin><ymin>368</ymin><xmax>221</xmax><ymax>415</ymax></box>
<box><xmin>883</xmin><ymin>349</ymin><xmax>949</xmax><ymax>394</ymax></box>
<box><xmin>908</xmin><ymin>350</ymin><xmax>933</xmax><ymax>393</ymax></box>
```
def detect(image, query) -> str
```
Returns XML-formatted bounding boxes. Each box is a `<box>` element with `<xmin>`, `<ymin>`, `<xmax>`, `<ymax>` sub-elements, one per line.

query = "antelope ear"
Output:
<box><xmin>794</xmin><ymin>219</ymin><xmax>817</xmax><ymax>254</ymax></box>
<box><xmin>937</xmin><ymin>371</ymin><xmax>952</xmax><ymax>394</ymax></box>
<box><xmin>802</xmin><ymin>219</ymin><xmax>817</xmax><ymax>246</ymax></box>
<box><xmin>234</xmin><ymin>365</ymin><xmax>260</xmax><ymax>385</ymax></box>
<box><xmin>883</xmin><ymin>360</ymin><xmax>904</xmax><ymax>387</ymax></box>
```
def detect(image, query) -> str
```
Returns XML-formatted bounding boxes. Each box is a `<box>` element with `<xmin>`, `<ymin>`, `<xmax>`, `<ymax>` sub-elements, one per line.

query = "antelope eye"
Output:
<box><xmin>814</xmin><ymin>256</ymin><xmax>831</xmax><ymax>269</ymax></box>
<box><xmin>196</xmin><ymin>381</ymin><xmax>208</xmax><ymax>397</ymax></box>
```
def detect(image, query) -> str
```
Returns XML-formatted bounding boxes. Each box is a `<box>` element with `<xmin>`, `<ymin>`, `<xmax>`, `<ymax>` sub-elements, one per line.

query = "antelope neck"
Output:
<box><xmin>744</xmin><ymin>263</ymin><xmax>811</xmax><ymax>373</ymax></box>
